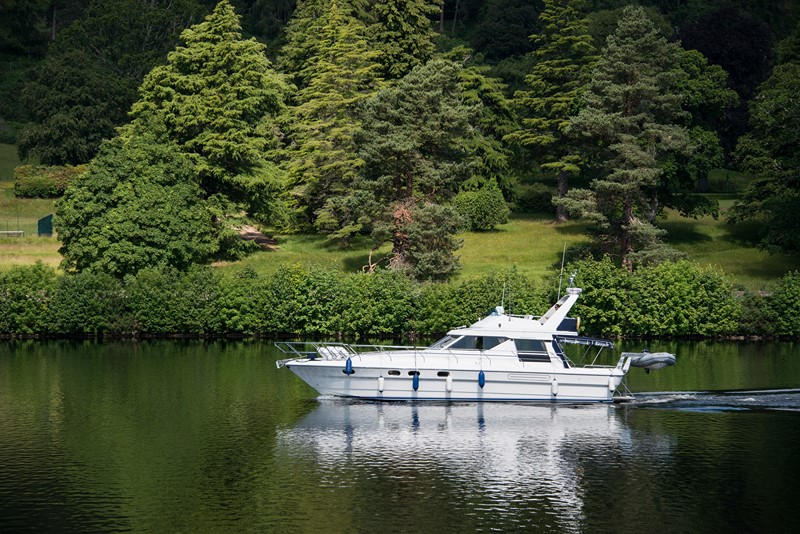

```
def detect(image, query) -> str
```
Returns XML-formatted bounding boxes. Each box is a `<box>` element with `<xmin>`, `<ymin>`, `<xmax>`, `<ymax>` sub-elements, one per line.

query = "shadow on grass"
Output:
<box><xmin>552</xmin><ymin>221</ymin><xmax>590</xmax><ymax>237</ymax></box>
<box><xmin>722</xmin><ymin>220</ymin><xmax>764</xmax><ymax>247</ymax></box>
<box><xmin>660</xmin><ymin>220</ymin><xmax>714</xmax><ymax>245</ymax></box>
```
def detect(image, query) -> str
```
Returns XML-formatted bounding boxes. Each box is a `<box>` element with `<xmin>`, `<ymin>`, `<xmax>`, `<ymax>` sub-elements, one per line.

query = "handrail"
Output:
<box><xmin>275</xmin><ymin>341</ymin><xmax>429</xmax><ymax>360</ymax></box>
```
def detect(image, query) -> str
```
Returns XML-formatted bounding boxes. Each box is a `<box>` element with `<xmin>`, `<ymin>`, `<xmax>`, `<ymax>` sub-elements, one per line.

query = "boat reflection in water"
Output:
<box><xmin>277</xmin><ymin>400</ymin><xmax>665</xmax><ymax>530</ymax></box>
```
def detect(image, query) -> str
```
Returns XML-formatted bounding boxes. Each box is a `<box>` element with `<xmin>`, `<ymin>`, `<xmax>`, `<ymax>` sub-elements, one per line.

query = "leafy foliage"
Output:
<box><xmin>507</xmin><ymin>0</ymin><xmax>597</xmax><ymax>222</ymax></box>
<box><xmin>0</xmin><ymin>262</ymin><xmax>57</xmax><ymax>335</ymax></box>
<box><xmin>453</xmin><ymin>179</ymin><xmax>510</xmax><ymax>231</ymax></box>
<box><xmin>14</xmin><ymin>164</ymin><xmax>87</xmax><ymax>198</ymax></box>
<box><xmin>354</xmin><ymin>59</ymin><xmax>479</xmax><ymax>273</ymax></box>
<box><xmin>55</xmin><ymin>124</ymin><xmax>220</xmax><ymax>277</ymax></box>
<box><xmin>770</xmin><ymin>271</ymin><xmax>800</xmax><ymax>337</ymax></box>
<box><xmin>281</xmin><ymin>0</ymin><xmax>383</xmax><ymax>237</ymax></box>
<box><xmin>369</xmin><ymin>0</ymin><xmax>439</xmax><ymax>79</ymax></box>
<box><xmin>730</xmin><ymin>63</ymin><xmax>800</xmax><ymax>256</ymax></box>
<box><xmin>17</xmin><ymin>0</ymin><xmax>208</xmax><ymax>165</ymax></box>
<box><xmin>131</xmin><ymin>0</ymin><xmax>291</xmax><ymax>223</ymax></box>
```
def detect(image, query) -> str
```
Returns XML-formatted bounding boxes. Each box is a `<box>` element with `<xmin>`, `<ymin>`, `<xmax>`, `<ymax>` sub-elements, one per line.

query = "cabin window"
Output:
<box><xmin>388</xmin><ymin>370</ymin><xmax>401</xmax><ymax>376</ymax></box>
<box><xmin>448</xmin><ymin>336</ymin><xmax>508</xmax><ymax>350</ymax></box>
<box><xmin>515</xmin><ymin>339</ymin><xmax>551</xmax><ymax>363</ymax></box>
<box><xmin>408</xmin><ymin>371</ymin><xmax>420</xmax><ymax>376</ymax></box>
<box><xmin>428</xmin><ymin>335</ymin><xmax>456</xmax><ymax>349</ymax></box>
<box><xmin>437</xmin><ymin>371</ymin><xmax>450</xmax><ymax>377</ymax></box>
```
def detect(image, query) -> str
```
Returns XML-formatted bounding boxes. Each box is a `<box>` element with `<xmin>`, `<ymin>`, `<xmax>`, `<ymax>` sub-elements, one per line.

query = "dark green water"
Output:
<box><xmin>1</xmin><ymin>340</ymin><xmax>799</xmax><ymax>533</ymax></box>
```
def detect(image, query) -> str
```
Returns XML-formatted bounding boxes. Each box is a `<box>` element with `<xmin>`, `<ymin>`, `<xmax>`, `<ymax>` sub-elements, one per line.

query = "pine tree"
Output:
<box><xmin>282</xmin><ymin>0</ymin><xmax>383</xmax><ymax>239</ymax></box>
<box><xmin>354</xmin><ymin>59</ymin><xmax>478</xmax><ymax>274</ymax></box>
<box><xmin>370</xmin><ymin>0</ymin><xmax>440</xmax><ymax>80</ymax></box>
<box><xmin>131</xmin><ymin>0</ymin><xmax>291</xmax><ymax>224</ymax></box>
<box><xmin>561</xmin><ymin>5</ymin><xmax>691</xmax><ymax>271</ymax></box>
<box><xmin>506</xmin><ymin>0</ymin><xmax>597</xmax><ymax>222</ymax></box>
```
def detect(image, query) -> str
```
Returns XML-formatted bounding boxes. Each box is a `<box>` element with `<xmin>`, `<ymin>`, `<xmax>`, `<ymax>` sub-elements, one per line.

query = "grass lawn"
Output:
<box><xmin>0</xmin><ymin>181</ymin><xmax>60</xmax><ymax>269</ymax></box>
<box><xmin>661</xmin><ymin>194</ymin><xmax>800</xmax><ymax>290</ymax></box>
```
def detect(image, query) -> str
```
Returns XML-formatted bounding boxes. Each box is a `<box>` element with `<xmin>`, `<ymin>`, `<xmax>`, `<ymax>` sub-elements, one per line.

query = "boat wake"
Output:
<box><xmin>632</xmin><ymin>389</ymin><xmax>800</xmax><ymax>412</ymax></box>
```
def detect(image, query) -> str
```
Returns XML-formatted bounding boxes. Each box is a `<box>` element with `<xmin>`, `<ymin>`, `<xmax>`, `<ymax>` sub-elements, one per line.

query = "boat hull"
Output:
<box><xmin>286</xmin><ymin>358</ymin><xmax>624</xmax><ymax>403</ymax></box>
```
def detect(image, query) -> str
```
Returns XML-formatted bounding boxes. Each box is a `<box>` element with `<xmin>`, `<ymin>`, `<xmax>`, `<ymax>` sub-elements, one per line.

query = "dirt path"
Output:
<box><xmin>239</xmin><ymin>225</ymin><xmax>278</xmax><ymax>251</ymax></box>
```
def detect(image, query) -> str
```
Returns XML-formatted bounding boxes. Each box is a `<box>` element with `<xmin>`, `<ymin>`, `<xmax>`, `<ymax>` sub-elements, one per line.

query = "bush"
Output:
<box><xmin>50</xmin><ymin>271</ymin><xmax>127</xmax><ymax>335</ymax></box>
<box><xmin>568</xmin><ymin>257</ymin><xmax>740</xmax><ymax>337</ymax></box>
<box><xmin>515</xmin><ymin>182</ymin><xmax>555</xmax><ymax>214</ymax></box>
<box><xmin>0</xmin><ymin>263</ymin><xmax>58</xmax><ymax>334</ymax></box>
<box><xmin>770</xmin><ymin>271</ymin><xmax>800</xmax><ymax>336</ymax></box>
<box><xmin>13</xmin><ymin>164</ymin><xmax>86</xmax><ymax>198</ymax></box>
<box><xmin>453</xmin><ymin>179</ymin><xmax>510</xmax><ymax>231</ymax></box>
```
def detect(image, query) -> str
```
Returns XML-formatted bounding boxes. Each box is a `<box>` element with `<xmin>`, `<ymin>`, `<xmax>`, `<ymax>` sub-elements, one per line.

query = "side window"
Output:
<box><xmin>516</xmin><ymin>339</ymin><xmax>551</xmax><ymax>362</ymax></box>
<box><xmin>449</xmin><ymin>336</ymin><xmax>508</xmax><ymax>350</ymax></box>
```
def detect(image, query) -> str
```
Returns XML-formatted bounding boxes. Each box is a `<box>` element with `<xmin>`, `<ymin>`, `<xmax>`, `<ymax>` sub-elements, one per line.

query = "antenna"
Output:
<box><xmin>557</xmin><ymin>242</ymin><xmax>566</xmax><ymax>299</ymax></box>
<box><xmin>501</xmin><ymin>282</ymin><xmax>506</xmax><ymax>308</ymax></box>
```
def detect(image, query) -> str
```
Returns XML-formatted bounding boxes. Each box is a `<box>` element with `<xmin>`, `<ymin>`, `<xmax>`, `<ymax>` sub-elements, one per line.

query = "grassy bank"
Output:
<box><xmin>0</xmin><ymin>150</ymin><xmax>798</xmax><ymax>288</ymax></box>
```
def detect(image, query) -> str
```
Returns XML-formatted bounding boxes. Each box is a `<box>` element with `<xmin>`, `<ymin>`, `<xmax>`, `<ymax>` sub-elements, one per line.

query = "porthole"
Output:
<box><xmin>388</xmin><ymin>370</ymin><xmax>401</xmax><ymax>376</ymax></box>
<box><xmin>408</xmin><ymin>371</ymin><xmax>420</xmax><ymax>376</ymax></box>
<box><xmin>437</xmin><ymin>371</ymin><xmax>450</xmax><ymax>377</ymax></box>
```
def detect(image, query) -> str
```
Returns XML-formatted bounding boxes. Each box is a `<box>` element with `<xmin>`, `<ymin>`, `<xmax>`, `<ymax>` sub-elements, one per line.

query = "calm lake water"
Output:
<box><xmin>1</xmin><ymin>339</ymin><xmax>799</xmax><ymax>533</ymax></box>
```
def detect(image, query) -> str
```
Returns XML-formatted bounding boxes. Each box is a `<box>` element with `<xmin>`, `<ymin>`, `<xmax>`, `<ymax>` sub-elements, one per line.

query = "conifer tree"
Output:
<box><xmin>560</xmin><ymin>5</ymin><xmax>691</xmax><ymax>271</ymax></box>
<box><xmin>370</xmin><ymin>0</ymin><xmax>440</xmax><ymax>80</ymax></box>
<box><xmin>506</xmin><ymin>0</ymin><xmax>597</xmax><ymax>222</ymax></box>
<box><xmin>354</xmin><ymin>59</ymin><xmax>478</xmax><ymax>276</ymax></box>
<box><xmin>130</xmin><ymin>0</ymin><xmax>291</xmax><ymax>225</ymax></box>
<box><xmin>282</xmin><ymin>0</ymin><xmax>383</xmax><ymax>239</ymax></box>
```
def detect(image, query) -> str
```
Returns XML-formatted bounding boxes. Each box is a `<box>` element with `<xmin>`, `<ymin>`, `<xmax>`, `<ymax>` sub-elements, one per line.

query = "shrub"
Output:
<box><xmin>453</xmin><ymin>179</ymin><xmax>510</xmax><ymax>231</ymax></box>
<box><xmin>50</xmin><ymin>271</ymin><xmax>127</xmax><ymax>335</ymax></box>
<box><xmin>770</xmin><ymin>271</ymin><xmax>800</xmax><ymax>336</ymax></box>
<box><xmin>13</xmin><ymin>164</ymin><xmax>86</xmax><ymax>198</ymax></box>
<box><xmin>0</xmin><ymin>263</ymin><xmax>58</xmax><ymax>334</ymax></box>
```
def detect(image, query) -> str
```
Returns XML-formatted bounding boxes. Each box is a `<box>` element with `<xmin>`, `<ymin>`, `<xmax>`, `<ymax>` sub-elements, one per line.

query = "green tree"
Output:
<box><xmin>506</xmin><ymin>0</ymin><xmax>597</xmax><ymax>222</ymax></box>
<box><xmin>55</xmin><ymin>122</ymin><xmax>220</xmax><ymax>278</ymax></box>
<box><xmin>370</xmin><ymin>0</ymin><xmax>439</xmax><ymax>79</ymax></box>
<box><xmin>130</xmin><ymin>0</ymin><xmax>292</xmax><ymax>226</ymax></box>
<box><xmin>444</xmin><ymin>46</ymin><xmax>517</xmax><ymax>198</ymax></box>
<box><xmin>657</xmin><ymin>48</ymin><xmax>736</xmax><ymax>218</ymax></box>
<box><xmin>729</xmin><ymin>63</ymin><xmax>800</xmax><ymax>256</ymax></box>
<box><xmin>405</xmin><ymin>202</ymin><xmax>465</xmax><ymax>281</ymax></box>
<box><xmin>560</xmin><ymin>6</ymin><xmax>691</xmax><ymax>270</ymax></box>
<box><xmin>17</xmin><ymin>0</ymin><xmax>208</xmax><ymax>165</ymax></box>
<box><xmin>453</xmin><ymin>178</ymin><xmax>510</xmax><ymax>231</ymax></box>
<box><xmin>18</xmin><ymin>47</ymin><xmax>132</xmax><ymax>164</ymax></box>
<box><xmin>354</xmin><ymin>58</ymin><xmax>479</xmax><ymax>274</ymax></box>
<box><xmin>281</xmin><ymin>0</ymin><xmax>383</xmax><ymax>239</ymax></box>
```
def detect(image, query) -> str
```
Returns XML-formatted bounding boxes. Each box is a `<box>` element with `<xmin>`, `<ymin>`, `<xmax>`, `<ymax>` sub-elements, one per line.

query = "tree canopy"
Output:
<box><xmin>561</xmin><ymin>5</ymin><xmax>691</xmax><ymax>270</ymax></box>
<box><xmin>730</xmin><ymin>63</ymin><xmax>800</xmax><ymax>256</ymax></box>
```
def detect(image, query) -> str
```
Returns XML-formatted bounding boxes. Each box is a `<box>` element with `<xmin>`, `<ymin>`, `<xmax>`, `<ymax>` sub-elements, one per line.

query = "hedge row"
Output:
<box><xmin>1</xmin><ymin>261</ymin><xmax>797</xmax><ymax>338</ymax></box>
<box><xmin>13</xmin><ymin>164</ymin><xmax>87</xmax><ymax>198</ymax></box>
<box><xmin>0</xmin><ymin>264</ymin><xmax>544</xmax><ymax>338</ymax></box>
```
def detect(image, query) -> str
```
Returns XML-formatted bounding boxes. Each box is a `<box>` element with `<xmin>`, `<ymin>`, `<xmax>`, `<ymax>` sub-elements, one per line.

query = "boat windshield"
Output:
<box><xmin>428</xmin><ymin>335</ymin><xmax>457</xmax><ymax>349</ymax></box>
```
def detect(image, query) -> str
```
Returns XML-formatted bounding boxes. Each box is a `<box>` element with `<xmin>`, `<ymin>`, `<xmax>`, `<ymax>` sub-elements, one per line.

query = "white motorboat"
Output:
<box><xmin>276</xmin><ymin>285</ymin><xmax>674</xmax><ymax>403</ymax></box>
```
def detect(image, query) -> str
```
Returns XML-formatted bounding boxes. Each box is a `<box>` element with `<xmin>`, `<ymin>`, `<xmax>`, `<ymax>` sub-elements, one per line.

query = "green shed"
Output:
<box><xmin>38</xmin><ymin>214</ymin><xmax>53</xmax><ymax>237</ymax></box>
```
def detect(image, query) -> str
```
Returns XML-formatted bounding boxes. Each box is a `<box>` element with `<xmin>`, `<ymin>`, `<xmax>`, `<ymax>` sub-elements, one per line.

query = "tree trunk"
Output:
<box><xmin>452</xmin><ymin>0</ymin><xmax>461</xmax><ymax>32</ymax></box>
<box><xmin>51</xmin><ymin>4</ymin><xmax>57</xmax><ymax>41</ymax></box>
<box><xmin>555</xmin><ymin>170</ymin><xmax>569</xmax><ymax>223</ymax></box>
<box><xmin>621</xmin><ymin>201</ymin><xmax>634</xmax><ymax>272</ymax></box>
<box><xmin>439</xmin><ymin>1</ymin><xmax>445</xmax><ymax>32</ymax></box>
<box><xmin>648</xmin><ymin>188</ymin><xmax>659</xmax><ymax>224</ymax></box>
<box><xmin>390</xmin><ymin>200</ymin><xmax>413</xmax><ymax>271</ymax></box>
